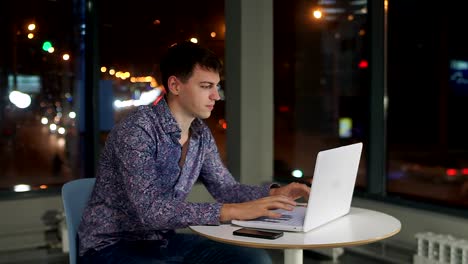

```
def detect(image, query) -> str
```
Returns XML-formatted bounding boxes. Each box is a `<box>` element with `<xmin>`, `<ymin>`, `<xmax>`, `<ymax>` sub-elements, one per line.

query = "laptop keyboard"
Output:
<box><xmin>251</xmin><ymin>207</ymin><xmax>305</xmax><ymax>226</ymax></box>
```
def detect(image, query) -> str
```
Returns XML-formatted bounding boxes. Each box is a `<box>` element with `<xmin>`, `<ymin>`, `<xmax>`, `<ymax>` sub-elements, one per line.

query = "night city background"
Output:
<box><xmin>1</xmin><ymin>0</ymin><xmax>468</xmax><ymax>205</ymax></box>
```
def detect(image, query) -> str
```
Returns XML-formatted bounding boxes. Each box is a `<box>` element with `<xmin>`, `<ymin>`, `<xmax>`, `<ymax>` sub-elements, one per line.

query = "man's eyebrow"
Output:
<box><xmin>199</xmin><ymin>81</ymin><xmax>216</xmax><ymax>85</ymax></box>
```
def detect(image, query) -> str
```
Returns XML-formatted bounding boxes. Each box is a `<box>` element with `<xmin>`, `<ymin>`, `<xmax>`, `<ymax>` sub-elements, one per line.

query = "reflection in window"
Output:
<box><xmin>273</xmin><ymin>0</ymin><xmax>369</xmax><ymax>187</ymax></box>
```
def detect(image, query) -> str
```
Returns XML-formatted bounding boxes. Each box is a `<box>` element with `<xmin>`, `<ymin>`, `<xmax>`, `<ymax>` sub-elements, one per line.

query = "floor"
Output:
<box><xmin>0</xmin><ymin>246</ymin><xmax>413</xmax><ymax>264</ymax></box>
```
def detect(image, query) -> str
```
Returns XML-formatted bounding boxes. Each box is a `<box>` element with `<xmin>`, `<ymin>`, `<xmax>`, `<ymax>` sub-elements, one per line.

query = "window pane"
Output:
<box><xmin>0</xmin><ymin>1</ymin><xmax>225</xmax><ymax>193</ymax></box>
<box><xmin>0</xmin><ymin>0</ymin><xmax>79</xmax><ymax>191</ymax></box>
<box><xmin>273</xmin><ymin>0</ymin><xmax>369</xmax><ymax>187</ymax></box>
<box><xmin>387</xmin><ymin>1</ymin><xmax>468</xmax><ymax>207</ymax></box>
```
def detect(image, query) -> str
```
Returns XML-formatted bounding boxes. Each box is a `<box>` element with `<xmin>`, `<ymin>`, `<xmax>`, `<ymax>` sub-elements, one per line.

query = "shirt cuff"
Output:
<box><xmin>208</xmin><ymin>202</ymin><xmax>223</xmax><ymax>225</ymax></box>
<box><xmin>269</xmin><ymin>183</ymin><xmax>281</xmax><ymax>189</ymax></box>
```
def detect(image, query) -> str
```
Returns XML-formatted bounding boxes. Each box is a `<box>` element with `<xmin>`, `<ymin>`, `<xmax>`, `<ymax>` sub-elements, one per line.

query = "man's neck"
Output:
<box><xmin>167</xmin><ymin>97</ymin><xmax>193</xmax><ymax>144</ymax></box>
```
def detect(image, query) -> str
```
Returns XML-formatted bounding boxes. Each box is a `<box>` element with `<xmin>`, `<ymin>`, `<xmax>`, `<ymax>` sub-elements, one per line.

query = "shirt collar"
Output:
<box><xmin>153</xmin><ymin>97</ymin><xmax>204</xmax><ymax>137</ymax></box>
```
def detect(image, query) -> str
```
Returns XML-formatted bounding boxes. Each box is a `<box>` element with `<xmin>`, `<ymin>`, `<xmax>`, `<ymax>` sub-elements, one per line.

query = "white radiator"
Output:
<box><xmin>414</xmin><ymin>232</ymin><xmax>468</xmax><ymax>264</ymax></box>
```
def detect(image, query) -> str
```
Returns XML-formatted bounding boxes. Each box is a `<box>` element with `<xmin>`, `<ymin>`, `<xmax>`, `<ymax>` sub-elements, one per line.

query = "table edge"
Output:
<box><xmin>189</xmin><ymin>226</ymin><xmax>401</xmax><ymax>250</ymax></box>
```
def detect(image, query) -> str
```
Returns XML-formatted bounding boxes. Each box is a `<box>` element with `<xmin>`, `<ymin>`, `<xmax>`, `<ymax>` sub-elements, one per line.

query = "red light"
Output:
<box><xmin>218</xmin><ymin>119</ymin><xmax>227</xmax><ymax>130</ymax></box>
<box><xmin>279</xmin><ymin>106</ymin><xmax>290</xmax><ymax>113</ymax></box>
<box><xmin>462</xmin><ymin>168</ymin><xmax>468</xmax><ymax>175</ymax></box>
<box><xmin>358</xmin><ymin>60</ymin><xmax>368</xmax><ymax>69</ymax></box>
<box><xmin>446</xmin><ymin>168</ymin><xmax>458</xmax><ymax>177</ymax></box>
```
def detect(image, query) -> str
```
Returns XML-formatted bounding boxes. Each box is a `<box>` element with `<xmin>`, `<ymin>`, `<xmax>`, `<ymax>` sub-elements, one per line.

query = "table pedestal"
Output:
<box><xmin>284</xmin><ymin>249</ymin><xmax>303</xmax><ymax>264</ymax></box>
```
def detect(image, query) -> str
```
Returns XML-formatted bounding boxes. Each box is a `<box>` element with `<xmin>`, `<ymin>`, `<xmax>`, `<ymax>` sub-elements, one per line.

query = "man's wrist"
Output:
<box><xmin>220</xmin><ymin>203</ymin><xmax>235</xmax><ymax>222</ymax></box>
<box><xmin>269</xmin><ymin>183</ymin><xmax>281</xmax><ymax>196</ymax></box>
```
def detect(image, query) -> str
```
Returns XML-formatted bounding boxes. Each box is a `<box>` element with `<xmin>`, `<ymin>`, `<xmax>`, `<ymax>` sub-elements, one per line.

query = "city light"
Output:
<box><xmin>190</xmin><ymin>37</ymin><xmax>198</xmax><ymax>43</ymax></box>
<box><xmin>101</xmin><ymin>66</ymin><xmax>107</xmax><ymax>73</ymax></box>
<box><xmin>14</xmin><ymin>184</ymin><xmax>31</xmax><ymax>192</ymax></box>
<box><xmin>27</xmin><ymin>33</ymin><xmax>34</xmax><ymax>39</ymax></box>
<box><xmin>42</xmin><ymin>41</ymin><xmax>52</xmax><ymax>52</ymax></box>
<box><xmin>27</xmin><ymin>23</ymin><xmax>36</xmax><ymax>31</ymax></box>
<box><xmin>58</xmin><ymin>127</ymin><xmax>66</xmax><ymax>135</ymax></box>
<box><xmin>292</xmin><ymin>169</ymin><xmax>303</xmax><ymax>178</ymax></box>
<box><xmin>210</xmin><ymin>32</ymin><xmax>216</xmax><ymax>38</ymax></box>
<box><xmin>114</xmin><ymin>89</ymin><xmax>162</xmax><ymax>109</ymax></box>
<box><xmin>313</xmin><ymin>9</ymin><xmax>323</xmax><ymax>19</ymax></box>
<box><xmin>41</xmin><ymin>117</ymin><xmax>49</xmax><ymax>125</ymax></box>
<box><xmin>339</xmin><ymin>117</ymin><xmax>353</xmax><ymax>138</ymax></box>
<box><xmin>358</xmin><ymin>59</ymin><xmax>369</xmax><ymax>69</ymax></box>
<box><xmin>9</xmin><ymin>91</ymin><xmax>31</xmax><ymax>109</ymax></box>
<box><xmin>69</xmin><ymin>112</ymin><xmax>76</xmax><ymax>119</ymax></box>
<box><xmin>62</xmin><ymin>53</ymin><xmax>70</xmax><ymax>61</ymax></box>
<box><xmin>109</xmin><ymin>69</ymin><xmax>115</xmax><ymax>75</ymax></box>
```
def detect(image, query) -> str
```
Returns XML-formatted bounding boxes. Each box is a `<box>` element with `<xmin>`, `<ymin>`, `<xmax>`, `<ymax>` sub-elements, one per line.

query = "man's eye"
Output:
<box><xmin>201</xmin><ymin>85</ymin><xmax>212</xmax><ymax>89</ymax></box>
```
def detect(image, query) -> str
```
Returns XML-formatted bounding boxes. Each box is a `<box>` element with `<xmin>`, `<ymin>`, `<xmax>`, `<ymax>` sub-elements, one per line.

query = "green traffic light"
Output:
<box><xmin>42</xmin><ymin>41</ymin><xmax>52</xmax><ymax>51</ymax></box>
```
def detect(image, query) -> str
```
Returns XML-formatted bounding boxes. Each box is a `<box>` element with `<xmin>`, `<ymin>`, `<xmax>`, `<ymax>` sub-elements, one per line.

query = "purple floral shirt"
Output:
<box><xmin>78</xmin><ymin>98</ymin><xmax>271</xmax><ymax>256</ymax></box>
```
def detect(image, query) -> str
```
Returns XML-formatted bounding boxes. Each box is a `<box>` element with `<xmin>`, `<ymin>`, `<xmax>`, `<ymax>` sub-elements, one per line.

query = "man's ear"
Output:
<box><xmin>167</xmin><ymin>76</ymin><xmax>179</xmax><ymax>95</ymax></box>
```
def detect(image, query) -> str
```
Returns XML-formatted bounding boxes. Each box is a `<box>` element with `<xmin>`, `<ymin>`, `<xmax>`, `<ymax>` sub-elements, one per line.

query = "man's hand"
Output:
<box><xmin>269</xmin><ymin>182</ymin><xmax>310</xmax><ymax>200</ymax></box>
<box><xmin>220</xmin><ymin>195</ymin><xmax>296</xmax><ymax>222</ymax></box>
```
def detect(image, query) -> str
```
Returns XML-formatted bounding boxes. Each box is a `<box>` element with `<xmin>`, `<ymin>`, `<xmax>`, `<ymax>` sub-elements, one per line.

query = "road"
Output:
<box><xmin>0</xmin><ymin>109</ymin><xmax>75</xmax><ymax>190</ymax></box>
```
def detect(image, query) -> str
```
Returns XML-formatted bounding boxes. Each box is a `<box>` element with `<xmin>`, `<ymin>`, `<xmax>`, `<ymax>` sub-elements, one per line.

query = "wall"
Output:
<box><xmin>0</xmin><ymin>195</ymin><xmax>62</xmax><ymax>252</ymax></box>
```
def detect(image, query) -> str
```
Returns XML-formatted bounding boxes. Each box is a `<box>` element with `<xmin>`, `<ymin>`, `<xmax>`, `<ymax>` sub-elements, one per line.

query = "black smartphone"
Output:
<box><xmin>233</xmin><ymin>228</ymin><xmax>283</xmax><ymax>239</ymax></box>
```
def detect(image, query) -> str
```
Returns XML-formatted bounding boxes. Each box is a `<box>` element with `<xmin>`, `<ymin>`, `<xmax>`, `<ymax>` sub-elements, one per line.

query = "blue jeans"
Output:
<box><xmin>79</xmin><ymin>233</ymin><xmax>272</xmax><ymax>264</ymax></box>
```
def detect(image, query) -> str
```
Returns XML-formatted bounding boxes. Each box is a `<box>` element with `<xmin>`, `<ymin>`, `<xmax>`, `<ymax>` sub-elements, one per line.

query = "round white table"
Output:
<box><xmin>190</xmin><ymin>207</ymin><xmax>401</xmax><ymax>264</ymax></box>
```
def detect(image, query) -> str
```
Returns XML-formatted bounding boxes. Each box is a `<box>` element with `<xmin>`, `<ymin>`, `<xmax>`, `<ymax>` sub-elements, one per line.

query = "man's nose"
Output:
<box><xmin>211</xmin><ymin>88</ymin><xmax>221</xmax><ymax>101</ymax></box>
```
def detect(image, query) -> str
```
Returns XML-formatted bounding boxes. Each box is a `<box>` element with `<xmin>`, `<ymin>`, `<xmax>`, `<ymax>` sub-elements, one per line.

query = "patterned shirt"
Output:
<box><xmin>78</xmin><ymin>98</ymin><xmax>271</xmax><ymax>256</ymax></box>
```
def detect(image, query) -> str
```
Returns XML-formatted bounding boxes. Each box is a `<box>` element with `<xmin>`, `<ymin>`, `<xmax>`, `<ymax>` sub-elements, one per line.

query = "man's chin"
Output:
<box><xmin>198</xmin><ymin>112</ymin><xmax>212</xmax><ymax>120</ymax></box>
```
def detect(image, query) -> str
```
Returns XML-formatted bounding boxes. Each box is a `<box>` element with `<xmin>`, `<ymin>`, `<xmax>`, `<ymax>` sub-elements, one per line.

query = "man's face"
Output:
<box><xmin>176</xmin><ymin>64</ymin><xmax>221</xmax><ymax>120</ymax></box>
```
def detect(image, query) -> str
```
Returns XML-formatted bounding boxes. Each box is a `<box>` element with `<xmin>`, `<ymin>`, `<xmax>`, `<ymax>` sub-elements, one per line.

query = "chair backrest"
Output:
<box><xmin>62</xmin><ymin>178</ymin><xmax>96</xmax><ymax>264</ymax></box>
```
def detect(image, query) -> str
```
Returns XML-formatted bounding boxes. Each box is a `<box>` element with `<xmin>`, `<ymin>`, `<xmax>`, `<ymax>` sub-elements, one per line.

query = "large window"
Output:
<box><xmin>0</xmin><ymin>0</ymin><xmax>79</xmax><ymax>192</ymax></box>
<box><xmin>273</xmin><ymin>0</ymin><xmax>468</xmax><ymax>211</ymax></box>
<box><xmin>386</xmin><ymin>1</ymin><xmax>468</xmax><ymax>207</ymax></box>
<box><xmin>0</xmin><ymin>0</ymin><xmax>225</xmax><ymax>193</ymax></box>
<box><xmin>4</xmin><ymin>0</ymin><xmax>467</xmax><ymax>212</ymax></box>
<box><xmin>273</xmin><ymin>0</ymin><xmax>369</xmax><ymax>188</ymax></box>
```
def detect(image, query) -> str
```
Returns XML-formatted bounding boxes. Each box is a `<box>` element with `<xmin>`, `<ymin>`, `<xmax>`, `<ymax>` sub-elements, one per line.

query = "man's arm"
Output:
<box><xmin>199</xmin><ymin>130</ymin><xmax>272</xmax><ymax>203</ymax></box>
<box><xmin>197</xmin><ymin>129</ymin><xmax>310</xmax><ymax>221</ymax></box>
<box><xmin>112</xmin><ymin>118</ymin><xmax>222</xmax><ymax>229</ymax></box>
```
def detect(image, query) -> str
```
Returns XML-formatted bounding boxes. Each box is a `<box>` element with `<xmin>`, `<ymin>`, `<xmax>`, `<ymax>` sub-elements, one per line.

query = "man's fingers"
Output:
<box><xmin>265</xmin><ymin>211</ymin><xmax>282</xmax><ymax>218</ymax></box>
<box><xmin>291</xmin><ymin>183</ymin><xmax>310</xmax><ymax>199</ymax></box>
<box><xmin>267</xmin><ymin>195</ymin><xmax>297</xmax><ymax>206</ymax></box>
<box><xmin>265</xmin><ymin>201</ymin><xmax>294</xmax><ymax>211</ymax></box>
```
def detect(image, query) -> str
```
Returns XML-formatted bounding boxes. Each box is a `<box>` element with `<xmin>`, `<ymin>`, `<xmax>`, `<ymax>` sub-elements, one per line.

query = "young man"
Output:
<box><xmin>78</xmin><ymin>41</ymin><xmax>310</xmax><ymax>263</ymax></box>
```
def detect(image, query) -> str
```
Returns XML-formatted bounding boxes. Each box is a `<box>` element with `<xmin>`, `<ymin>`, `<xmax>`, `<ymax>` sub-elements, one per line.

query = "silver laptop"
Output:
<box><xmin>232</xmin><ymin>142</ymin><xmax>363</xmax><ymax>232</ymax></box>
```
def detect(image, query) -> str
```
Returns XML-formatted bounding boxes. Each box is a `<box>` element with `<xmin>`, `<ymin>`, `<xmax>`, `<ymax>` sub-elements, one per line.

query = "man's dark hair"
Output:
<box><xmin>160</xmin><ymin>41</ymin><xmax>223</xmax><ymax>91</ymax></box>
